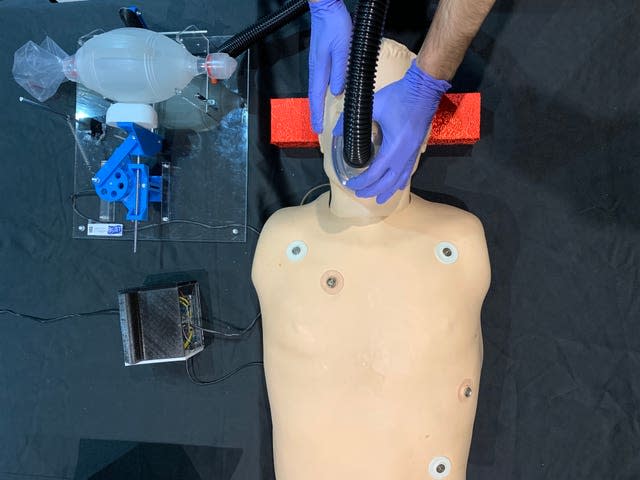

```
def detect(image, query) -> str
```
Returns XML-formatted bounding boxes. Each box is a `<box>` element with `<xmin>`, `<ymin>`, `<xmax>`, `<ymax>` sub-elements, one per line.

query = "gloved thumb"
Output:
<box><xmin>332</xmin><ymin>113</ymin><xmax>344</xmax><ymax>137</ymax></box>
<box><xmin>329</xmin><ymin>45</ymin><xmax>348</xmax><ymax>96</ymax></box>
<box><xmin>309</xmin><ymin>46</ymin><xmax>330</xmax><ymax>133</ymax></box>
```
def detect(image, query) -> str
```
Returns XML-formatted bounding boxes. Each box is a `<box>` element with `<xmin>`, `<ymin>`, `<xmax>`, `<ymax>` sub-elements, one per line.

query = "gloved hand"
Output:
<box><xmin>335</xmin><ymin>60</ymin><xmax>451</xmax><ymax>204</ymax></box>
<box><xmin>308</xmin><ymin>0</ymin><xmax>352</xmax><ymax>133</ymax></box>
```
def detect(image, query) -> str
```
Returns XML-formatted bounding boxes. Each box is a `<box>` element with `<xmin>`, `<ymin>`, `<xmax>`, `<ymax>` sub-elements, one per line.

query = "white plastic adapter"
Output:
<box><xmin>106</xmin><ymin>103</ymin><xmax>158</xmax><ymax>130</ymax></box>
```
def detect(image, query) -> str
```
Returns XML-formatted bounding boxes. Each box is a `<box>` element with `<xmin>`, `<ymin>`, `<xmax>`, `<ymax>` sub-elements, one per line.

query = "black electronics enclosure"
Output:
<box><xmin>118</xmin><ymin>281</ymin><xmax>204</xmax><ymax>366</ymax></box>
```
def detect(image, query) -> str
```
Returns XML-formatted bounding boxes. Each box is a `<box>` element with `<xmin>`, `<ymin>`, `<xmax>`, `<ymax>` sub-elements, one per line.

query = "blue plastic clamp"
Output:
<box><xmin>92</xmin><ymin>122</ymin><xmax>163</xmax><ymax>221</ymax></box>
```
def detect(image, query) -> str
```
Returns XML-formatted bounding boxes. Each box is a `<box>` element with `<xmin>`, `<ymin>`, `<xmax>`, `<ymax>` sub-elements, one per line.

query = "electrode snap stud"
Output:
<box><xmin>428</xmin><ymin>456</ymin><xmax>452</xmax><ymax>479</ymax></box>
<box><xmin>458</xmin><ymin>378</ymin><xmax>474</xmax><ymax>401</ymax></box>
<box><xmin>321</xmin><ymin>270</ymin><xmax>344</xmax><ymax>295</ymax></box>
<box><xmin>435</xmin><ymin>242</ymin><xmax>458</xmax><ymax>264</ymax></box>
<box><xmin>286</xmin><ymin>240</ymin><xmax>308</xmax><ymax>262</ymax></box>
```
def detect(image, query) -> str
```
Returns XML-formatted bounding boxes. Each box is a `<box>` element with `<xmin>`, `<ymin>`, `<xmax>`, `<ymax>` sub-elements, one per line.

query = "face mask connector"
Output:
<box><xmin>332</xmin><ymin>121</ymin><xmax>383</xmax><ymax>185</ymax></box>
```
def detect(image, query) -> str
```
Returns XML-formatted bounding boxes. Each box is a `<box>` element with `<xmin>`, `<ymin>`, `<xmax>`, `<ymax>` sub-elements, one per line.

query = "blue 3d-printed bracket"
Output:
<box><xmin>91</xmin><ymin>122</ymin><xmax>163</xmax><ymax>221</ymax></box>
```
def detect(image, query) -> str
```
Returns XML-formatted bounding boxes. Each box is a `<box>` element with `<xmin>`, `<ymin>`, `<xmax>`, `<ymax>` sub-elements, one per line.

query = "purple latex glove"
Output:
<box><xmin>335</xmin><ymin>60</ymin><xmax>451</xmax><ymax>204</ymax></box>
<box><xmin>308</xmin><ymin>0</ymin><xmax>352</xmax><ymax>133</ymax></box>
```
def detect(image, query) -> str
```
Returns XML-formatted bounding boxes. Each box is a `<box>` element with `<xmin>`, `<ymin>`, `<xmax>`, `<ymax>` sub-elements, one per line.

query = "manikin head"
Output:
<box><xmin>319</xmin><ymin>39</ymin><xmax>430</xmax><ymax>219</ymax></box>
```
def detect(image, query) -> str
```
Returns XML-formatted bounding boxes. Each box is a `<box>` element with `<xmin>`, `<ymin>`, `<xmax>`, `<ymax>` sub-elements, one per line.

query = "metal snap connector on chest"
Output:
<box><xmin>428</xmin><ymin>456</ymin><xmax>452</xmax><ymax>478</ymax></box>
<box><xmin>435</xmin><ymin>242</ymin><xmax>458</xmax><ymax>264</ymax></box>
<box><xmin>286</xmin><ymin>240</ymin><xmax>308</xmax><ymax>262</ymax></box>
<box><xmin>458</xmin><ymin>378</ymin><xmax>474</xmax><ymax>401</ymax></box>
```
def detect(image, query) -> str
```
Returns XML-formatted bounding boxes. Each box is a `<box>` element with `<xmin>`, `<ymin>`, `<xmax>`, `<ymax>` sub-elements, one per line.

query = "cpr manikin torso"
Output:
<box><xmin>252</xmin><ymin>39</ymin><xmax>491</xmax><ymax>480</ymax></box>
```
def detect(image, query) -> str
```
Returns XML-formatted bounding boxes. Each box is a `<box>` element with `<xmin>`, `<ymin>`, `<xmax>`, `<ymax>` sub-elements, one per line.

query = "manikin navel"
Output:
<box><xmin>252</xmin><ymin>39</ymin><xmax>491</xmax><ymax>480</ymax></box>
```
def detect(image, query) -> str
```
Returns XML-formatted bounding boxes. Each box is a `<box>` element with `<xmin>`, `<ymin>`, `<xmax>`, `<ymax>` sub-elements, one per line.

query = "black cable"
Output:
<box><xmin>192</xmin><ymin>312</ymin><xmax>261</xmax><ymax>339</ymax></box>
<box><xmin>300</xmin><ymin>183</ymin><xmax>331</xmax><ymax>206</ymax></box>
<box><xmin>1</xmin><ymin>305</ymin><xmax>260</xmax><ymax>385</ymax></box>
<box><xmin>217</xmin><ymin>0</ymin><xmax>309</xmax><ymax>57</ymax></box>
<box><xmin>0</xmin><ymin>308</ymin><xmax>119</xmax><ymax>324</ymax></box>
<box><xmin>186</xmin><ymin>357</ymin><xmax>263</xmax><ymax>386</ymax></box>
<box><xmin>70</xmin><ymin>192</ymin><xmax>262</xmax><ymax>236</ymax></box>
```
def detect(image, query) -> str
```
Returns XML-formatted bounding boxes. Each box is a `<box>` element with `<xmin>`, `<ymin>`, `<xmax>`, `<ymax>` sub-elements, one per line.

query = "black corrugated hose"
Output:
<box><xmin>343</xmin><ymin>0</ymin><xmax>390</xmax><ymax>168</ymax></box>
<box><xmin>217</xmin><ymin>0</ymin><xmax>309</xmax><ymax>57</ymax></box>
<box><xmin>217</xmin><ymin>0</ymin><xmax>390</xmax><ymax>169</ymax></box>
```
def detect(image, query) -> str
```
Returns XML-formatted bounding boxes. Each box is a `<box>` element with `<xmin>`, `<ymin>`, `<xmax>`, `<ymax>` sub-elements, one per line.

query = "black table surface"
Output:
<box><xmin>0</xmin><ymin>0</ymin><xmax>638</xmax><ymax>478</ymax></box>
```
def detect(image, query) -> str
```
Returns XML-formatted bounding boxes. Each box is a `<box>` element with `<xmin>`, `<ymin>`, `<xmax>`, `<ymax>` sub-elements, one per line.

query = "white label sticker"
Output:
<box><xmin>87</xmin><ymin>223</ymin><xmax>124</xmax><ymax>237</ymax></box>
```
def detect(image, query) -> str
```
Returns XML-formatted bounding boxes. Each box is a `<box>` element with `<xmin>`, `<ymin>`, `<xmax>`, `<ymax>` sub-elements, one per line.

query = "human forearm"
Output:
<box><xmin>417</xmin><ymin>0</ymin><xmax>495</xmax><ymax>81</ymax></box>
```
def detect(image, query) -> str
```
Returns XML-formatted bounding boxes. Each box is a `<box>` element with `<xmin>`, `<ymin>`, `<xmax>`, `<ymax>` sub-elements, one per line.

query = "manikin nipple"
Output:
<box><xmin>320</xmin><ymin>270</ymin><xmax>344</xmax><ymax>294</ymax></box>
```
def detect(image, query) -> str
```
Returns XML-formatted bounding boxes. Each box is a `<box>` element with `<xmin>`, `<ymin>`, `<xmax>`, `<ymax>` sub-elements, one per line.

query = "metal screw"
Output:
<box><xmin>443</xmin><ymin>247</ymin><xmax>452</xmax><ymax>257</ymax></box>
<box><xmin>436</xmin><ymin>464</ymin><xmax>446</xmax><ymax>474</ymax></box>
<box><xmin>162</xmin><ymin>216</ymin><xmax>169</xmax><ymax>222</ymax></box>
<box><xmin>78</xmin><ymin>225</ymin><xmax>86</xmax><ymax>232</ymax></box>
<box><xmin>464</xmin><ymin>386</ymin><xmax>473</xmax><ymax>398</ymax></box>
<box><xmin>207</xmin><ymin>99</ymin><xmax>217</xmax><ymax>106</ymax></box>
<box><xmin>141</xmin><ymin>183</ymin><xmax>147</xmax><ymax>189</ymax></box>
<box><xmin>291</xmin><ymin>246</ymin><xmax>301</xmax><ymax>255</ymax></box>
<box><xmin>92</xmin><ymin>177</ymin><xmax>100</xmax><ymax>184</ymax></box>
<box><xmin>326</xmin><ymin>276</ymin><xmax>337</xmax><ymax>289</ymax></box>
<box><xmin>232</xmin><ymin>228</ymin><xmax>239</xmax><ymax>235</ymax></box>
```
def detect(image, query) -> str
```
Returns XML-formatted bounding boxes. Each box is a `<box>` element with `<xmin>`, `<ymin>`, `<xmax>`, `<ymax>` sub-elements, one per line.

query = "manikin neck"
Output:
<box><xmin>327</xmin><ymin>181</ymin><xmax>412</xmax><ymax>223</ymax></box>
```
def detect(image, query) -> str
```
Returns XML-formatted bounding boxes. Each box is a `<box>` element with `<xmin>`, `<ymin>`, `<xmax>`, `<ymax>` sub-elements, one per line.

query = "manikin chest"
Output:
<box><xmin>257</xmin><ymin>228</ymin><xmax>477</xmax><ymax>379</ymax></box>
<box><xmin>253</xmin><ymin>211</ymin><xmax>485</xmax><ymax>480</ymax></box>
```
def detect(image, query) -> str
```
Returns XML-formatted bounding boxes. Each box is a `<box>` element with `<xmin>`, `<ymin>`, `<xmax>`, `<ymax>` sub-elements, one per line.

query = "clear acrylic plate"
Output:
<box><xmin>72</xmin><ymin>33</ymin><xmax>249</xmax><ymax>243</ymax></box>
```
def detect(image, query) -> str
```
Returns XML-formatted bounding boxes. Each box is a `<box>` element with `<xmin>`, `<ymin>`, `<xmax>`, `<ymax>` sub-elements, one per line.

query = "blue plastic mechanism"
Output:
<box><xmin>92</xmin><ymin>122</ymin><xmax>163</xmax><ymax>221</ymax></box>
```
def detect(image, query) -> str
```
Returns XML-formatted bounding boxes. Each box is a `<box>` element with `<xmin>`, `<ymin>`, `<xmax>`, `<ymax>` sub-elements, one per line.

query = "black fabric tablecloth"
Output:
<box><xmin>0</xmin><ymin>1</ymin><xmax>638</xmax><ymax>478</ymax></box>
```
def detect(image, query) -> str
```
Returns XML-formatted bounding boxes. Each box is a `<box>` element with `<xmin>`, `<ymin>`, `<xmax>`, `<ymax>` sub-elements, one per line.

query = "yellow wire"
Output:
<box><xmin>180</xmin><ymin>294</ymin><xmax>194</xmax><ymax>348</ymax></box>
<box><xmin>183</xmin><ymin>326</ymin><xmax>194</xmax><ymax>349</ymax></box>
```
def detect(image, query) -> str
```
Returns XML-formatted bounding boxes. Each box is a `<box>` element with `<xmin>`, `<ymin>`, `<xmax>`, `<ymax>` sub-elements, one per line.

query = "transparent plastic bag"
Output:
<box><xmin>12</xmin><ymin>37</ymin><xmax>69</xmax><ymax>102</ymax></box>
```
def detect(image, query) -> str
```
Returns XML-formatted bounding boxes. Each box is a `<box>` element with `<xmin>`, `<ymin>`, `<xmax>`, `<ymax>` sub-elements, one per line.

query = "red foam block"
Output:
<box><xmin>270</xmin><ymin>93</ymin><xmax>481</xmax><ymax>148</ymax></box>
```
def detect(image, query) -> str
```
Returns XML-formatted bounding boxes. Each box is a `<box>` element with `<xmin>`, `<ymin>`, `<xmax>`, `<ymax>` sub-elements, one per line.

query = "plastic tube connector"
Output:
<box><xmin>332</xmin><ymin>121</ymin><xmax>382</xmax><ymax>185</ymax></box>
<box><xmin>62</xmin><ymin>55</ymin><xmax>78</xmax><ymax>81</ymax></box>
<box><xmin>332</xmin><ymin>134</ymin><xmax>367</xmax><ymax>185</ymax></box>
<box><xmin>203</xmin><ymin>53</ymin><xmax>238</xmax><ymax>81</ymax></box>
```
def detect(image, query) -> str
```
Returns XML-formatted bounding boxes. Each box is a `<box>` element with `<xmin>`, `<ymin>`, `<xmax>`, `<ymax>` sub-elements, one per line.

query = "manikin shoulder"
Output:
<box><xmin>408</xmin><ymin>194</ymin><xmax>487</xmax><ymax>242</ymax></box>
<box><xmin>257</xmin><ymin>202</ymin><xmax>316</xmax><ymax>242</ymax></box>
<box><xmin>253</xmin><ymin>194</ymin><xmax>491</xmax><ymax>300</ymax></box>
<box><xmin>407</xmin><ymin>195</ymin><xmax>491</xmax><ymax>296</ymax></box>
<box><xmin>255</xmin><ymin>193</ymin><xmax>489</xmax><ymax>256</ymax></box>
<box><xmin>251</xmin><ymin>202</ymin><xmax>317</xmax><ymax>279</ymax></box>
